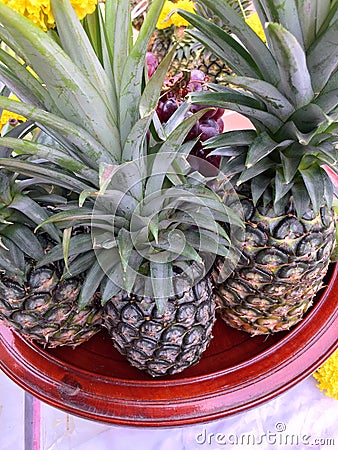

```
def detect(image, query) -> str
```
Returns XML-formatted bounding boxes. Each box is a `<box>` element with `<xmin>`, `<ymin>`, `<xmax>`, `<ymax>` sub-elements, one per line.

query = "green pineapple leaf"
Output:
<box><xmin>245</xmin><ymin>132</ymin><xmax>293</xmax><ymax>168</ymax></box>
<box><xmin>256</xmin><ymin>0</ymin><xmax>304</xmax><ymax>48</ymax></box>
<box><xmin>150</xmin><ymin>261</ymin><xmax>173</xmax><ymax>315</ymax></box>
<box><xmin>0</xmin><ymin>1</ymin><xmax>121</xmax><ymax>158</ymax></box>
<box><xmin>0</xmin><ymin>48</ymin><xmax>55</xmax><ymax>110</ymax></box>
<box><xmin>266</xmin><ymin>22</ymin><xmax>314</xmax><ymax>108</ymax></box>
<box><xmin>119</xmin><ymin>0</ymin><xmax>166</xmax><ymax>146</ymax></box>
<box><xmin>0</xmin><ymin>158</ymin><xmax>93</xmax><ymax>193</ymax></box>
<box><xmin>104</xmin><ymin>0</ymin><xmax>132</xmax><ymax>96</ymax></box>
<box><xmin>8</xmin><ymin>193</ymin><xmax>61</xmax><ymax>243</ymax></box>
<box><xmin>51</xmin><ymin>0</ymin><xmax>118</xmax><ymax>123</ymax></box>
<box><xmin>204</xmin><ymin>129</ymin><xmax>257</xmax><ymax>149</ymax></box>
<box><xmin>0</xmin><ymin>96</ymin><xmax>110</xmax><ymax>167</ymax></box>
<box><xmin>182</xmin><ymin>0</ymin><xmax>280</xmax><ymax>84</ymax></box>
<box><xmin>1</xmin><ymin>223</ymin><xmax>44</xmax><ymax>260</ymax></box>
<box><xmin>306</xmin><ymin>15</ymin><xmax>338</xmax><ymax>93</ymax></box>
<box><xmin>0</xmin><ymin>136</ymin><xmax>98</xmax><ymax>185</ymax></box>
<box><xmin>218</xmin><ymin>75</ymin><xmax>295</xmax><ymax>121</ymax></box>
<box><xmin>36</xmin><ymin>234</ymin><xmax>95</xmax><ymax>267</ymax></box>
<box><xmin>78</xmin><ymin>259</ymin><xmax>106</xmax><ymax>310</ymax></box>
<box><xmin>295</xmin><ymin>0</ymin><xmax>332</xmax><ymax>48</ymax></box>
<box><xmin>299</xmin><ymin>164</ymin><xmax>325</xmax><ymax>213</ymax></box>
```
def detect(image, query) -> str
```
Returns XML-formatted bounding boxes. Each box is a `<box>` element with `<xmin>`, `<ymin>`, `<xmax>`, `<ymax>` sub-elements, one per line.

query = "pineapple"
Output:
<box><xmin>0</xmin><ymin>0</ymin><xmax>240</xmax><ymax>375</ymax></box>
<box><xmin>179</xmin><ymin>0</ymin><xmax>338</xmax><ymax>334</ymax></box>
<box><xmin>150</xmin><ymin>0</ymin><xmax>251</xmax><ymax>82</ymax></box>
<box><xmin>0</xmin><ymin>165</ymin><xmax>102</xmax><ymax>347</ymax></box>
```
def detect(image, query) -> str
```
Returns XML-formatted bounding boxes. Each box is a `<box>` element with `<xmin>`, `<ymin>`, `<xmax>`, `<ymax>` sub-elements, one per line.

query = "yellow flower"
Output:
<box><xmin>156</xmin><ymin>0</ymin><xmax>196</xmax><ymax>30</ymax></box>
<box><xmin>1</xmin><ymin>0</ymin><xmax>97</xmax><ymax>31</ymax></box>
<box><xmin>245</xmin><ymin>12</ymin><xmax>266</xmax><ymax>43</ymax></box>
<box><xmin>313</xmin><ymin>350</ymin><xmax>338</xmax><ymax>400</ymax></box>
<box><xmin>0</xmin><ymin>94</ymin><xmax>26</xmax><ymax>131</ymax></box>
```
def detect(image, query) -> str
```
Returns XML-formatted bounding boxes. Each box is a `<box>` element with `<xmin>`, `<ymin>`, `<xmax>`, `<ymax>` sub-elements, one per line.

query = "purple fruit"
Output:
<box><xmin>146</xmin><ymin>52</ymin><xmax>158</xmax><ymax>78</ymax></box>
<box><xmin>212</xmin><ymin>108</ymin><xmax>225</xmax><ymax>120</ymax></box>
<box><xmin>190</xmin><ymin>69</ymin><xmax>206</xmax><ymax>82</ymax></box>
<box><xmin>198</xmin><ymin>124</ymin><xmax>219</xmax><ymax>142</ymax></box>
<box><xmin>161</xmin><ymin>98</ymin><xmax>180</xmax><ymax>122</ymax></box>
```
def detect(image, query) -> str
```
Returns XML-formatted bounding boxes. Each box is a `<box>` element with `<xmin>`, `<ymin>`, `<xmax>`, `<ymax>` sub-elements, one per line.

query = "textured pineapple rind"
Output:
<box><xmin>0</xmin><ymin>267</ymin><xmax>103</xmax><ymax>348</ymax></box>
<box><xmin>102</xmin><ymin>276</ymin><xmax>216</xmax><ymax>377</ymax></box>
<box><xmin>213</xmin><ymin>196</ymin><xmax>336</xmax><ymax>336</ymax></box>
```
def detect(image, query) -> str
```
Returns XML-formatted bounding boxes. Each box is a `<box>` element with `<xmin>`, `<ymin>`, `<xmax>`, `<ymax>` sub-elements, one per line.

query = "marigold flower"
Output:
<box><xmin>245</xmin><ymin>12</ymin><xmax>266</xmax><ymax>43</ymax></box>
<box><xmin>156</xmin><ymin>0</ymin><xmax>195</xmax><ymax>30</ymax></box>
<box><xmin>1</xmin><ymin>0</ymin><xmax>97</xmax><ymax>31</ymax></box>
<box><xmin>313</xmin><ymin>350</ymin><xmax>338</xmax><ymax>400</ymax></box>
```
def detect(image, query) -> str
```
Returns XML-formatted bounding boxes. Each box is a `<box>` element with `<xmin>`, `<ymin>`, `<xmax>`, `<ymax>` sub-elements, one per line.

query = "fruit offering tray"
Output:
<box><xmin>0</xmin><ymin>264</ymin><xmax>337</xmax><ymax>427</ymax></box>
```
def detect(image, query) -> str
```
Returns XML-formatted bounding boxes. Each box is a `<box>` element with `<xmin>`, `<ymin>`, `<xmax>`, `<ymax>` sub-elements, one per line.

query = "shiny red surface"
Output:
<box><xmin>1</xmin><ymin>264</ymin><xmax>337</xmax><ymax>426</ymax></box>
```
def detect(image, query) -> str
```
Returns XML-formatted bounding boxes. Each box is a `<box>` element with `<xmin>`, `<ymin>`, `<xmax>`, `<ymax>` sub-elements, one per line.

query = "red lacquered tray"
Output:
<box><xmin>1</xmin><ymin>264</ymin><xmax>337</xmax><ymax>427</ymax></box>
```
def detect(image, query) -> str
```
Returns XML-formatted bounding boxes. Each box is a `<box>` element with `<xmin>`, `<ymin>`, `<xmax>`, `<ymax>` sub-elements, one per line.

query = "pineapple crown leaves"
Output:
<box><xmin>0</xmin><ymin>0</ymin><xmax>170</xmax><ymax>165</ymax></box>
<box><xmin>35</xmin><ymin>153</ymin><xmax>243</xmax><ymax>312</ymax></box>
<box><xmin>0</xmin><ymin>166</ymin><xmax>63</xmax><ymax>282</ymax></box>
<box><xmin>179</xmin><ymin>0</ymin><xmax>338</xmax><ymax>216</ymax></box>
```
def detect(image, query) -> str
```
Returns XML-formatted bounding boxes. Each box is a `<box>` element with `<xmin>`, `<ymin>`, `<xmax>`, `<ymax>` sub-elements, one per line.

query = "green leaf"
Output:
<box><xmin>186</xmin><ymin>25</ymin><xmax>260</xmax><ymax>79</ymax></box>
<box><xmin>295</xmin><ymin>0</ymin><xmax>331</xmax><ymax>48</ymax></box>
<box><xmin>162</xmin><ymin>102</ymin><xmax>191</xmax><ymax>137</ymax></box>
<box><xmin>123</xmin><ymin>112</ymin><xmax>154</xmax><ymax>162</ymax></box>
<box><xmin>220</xmin><ymin>75</ymin><xmax>295</xmax><ymax>121</ymax></box>
<box><xmin>251</xmin><ymin>174</ymin><xmax>271</xmax><ymax>205</ymax></box>
<box><xmin>145</xmin><ymin>110</ymin><xmax>209</xmax><ymax>197</ymax></box>
<box><xmin>237</xmin><ymin>157</ymin><xmax>276</xmax><ymax>185</ymax></box>
<box><xmin>322</xmin><ymin>169</ymin><xmax>334</xmax><ymax>207</ymax></box>
<box><xmin>258</xmin><ymin>0</ymin><xmax>304</xmax><ymax>48</ymax></box>
<box><xmin>0</xmin><ymin>97</ymin><xmax>111</xmax><ymax>168</ymax></box>
<box><xmin>104</xmin><ymin>0</ymin><xmax>132</xmax><ymax>96</ymax></box>
<box><xmin>182</xmin><ymin>0</ymin><xmax>280</xmax><ymax>83</ymax></box>
<box><xmin>0</xmin><ymin>48</ymin><xmax>55</xmax><ymax>110</ymax></box>
<box><xmin>246</xmin><ymin>132</ymin><xmax>293</xmax><ymax>168</ymax></box>
<box><xmin>139</xmin><ymin>45</ymin><xmax>177</xmax><ymax>118</ymax></box>
<box><xmin>51</xmin><ymin>0</ymin><xmax>118</xmax><ymax>125</ymax></box>
<box><xmin>150</xmin><ymin>261</ymin><xmax>173</xmax><ymax>314</ymax></box>
<box><xmin>189</xmin><ymin>91</ymin><xmax>282</xmax><ymax>133</ymax></box>
<box><xmin>1</xmin><ymin>223</ymin><xmax>44</xmax><ymax>260</ymax></box>
<box><xmin>37</xmin><ymin>234</ymin><xmax>94</xmax><ymax>267</ymax></box>
<box><xmin>274</xmin><ymin>169</ymin><xmax>293</xmax><ymax>204</ymax></box>
<box><xmin>0</xmin><ymin>245</ymin><xmax>25</xmax><ymax>281</ymax></box>
<box><xmin>291</xmin><ymin>178</ymin><xmax>310</xmax><ymax>217</ymax></box>
<box><xmin>299</xmin><ymin>165</ymin><xmax>325</xmax><ymax>213</ymax></box>
<box><xmin>0</xmin><ymin>2</ymin><xmax>121</xmax><ymax>158</ymax></box>
<box><xmin>117</xmin><ymin>228</ymin><xmax>133</xmax><ymax>273</ymax></box>
<box><xmin>204</xmin><ymin>130</ymin><xmax>257</xmax><ymax>149</ymax></box>
<box><xmin>307</xmin><ymin>17</ymin><xmax>338</xmax><ymax>93</ymax></box>
<box><xmin>61</xmin><ymin>251</ymin><xmax>96</xmax><ymax>280</ymax></box>
<box><xmin>100</xmin><ymin>276</ymin><xmax>121</xmax><ymax>305</ymax></box>
<box><xmin>0</xmin><ymin>137</ymin><xmax>98</xmax><ymax>185</ymax></box>
<box><xmin>119</xmin><ymin>0</ymin><xmax>166</xmax><ymax>146</ymax></box>
<box><xmin>78</xmin><ymin>259</ymin><xmax>105</xmax><ymax>310</ymax></box>
<box><xmin>62</xmin><ymin>227</ymin><xmax>72</xmax><ymax>273</ymax></box>
<box><xmin>280</xmin><ymin>148</ymin><xmax>302</xmax><ymax>184</ymax></box>
<box><xmin>266</xmin><ymin>23</ymin><xmax>314</xmax><ymax>108</ymax></box>
<box><xmin>0</xmin><ymin>158</ymin><xmax>92</xmax><ymax>193</ymax></box>
<box><xmin>9</xmin><ymin>193</ymin><xmax>61</xmax><ymax>243</ymax></box>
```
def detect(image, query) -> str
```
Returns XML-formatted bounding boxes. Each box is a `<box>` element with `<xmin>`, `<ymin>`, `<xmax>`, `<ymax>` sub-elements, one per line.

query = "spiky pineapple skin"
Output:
<box><xmin>103</xmin><ymin>277</ymin><xmax>216</xmax><ymax>377</ymax></box>
<box><xmin>0</xmin><ymin>266</ymin><xmax>103</xmax><ymax>348</ymax></box>
<box><xmin>213</xmin><ymin>190</ymin><xmax>336</xmax><ymax>335</ymax></box>
<box><xmin>151</xmin><ymin>28</ymin><xmax>231</xmax><ymax>83</ymax></box>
